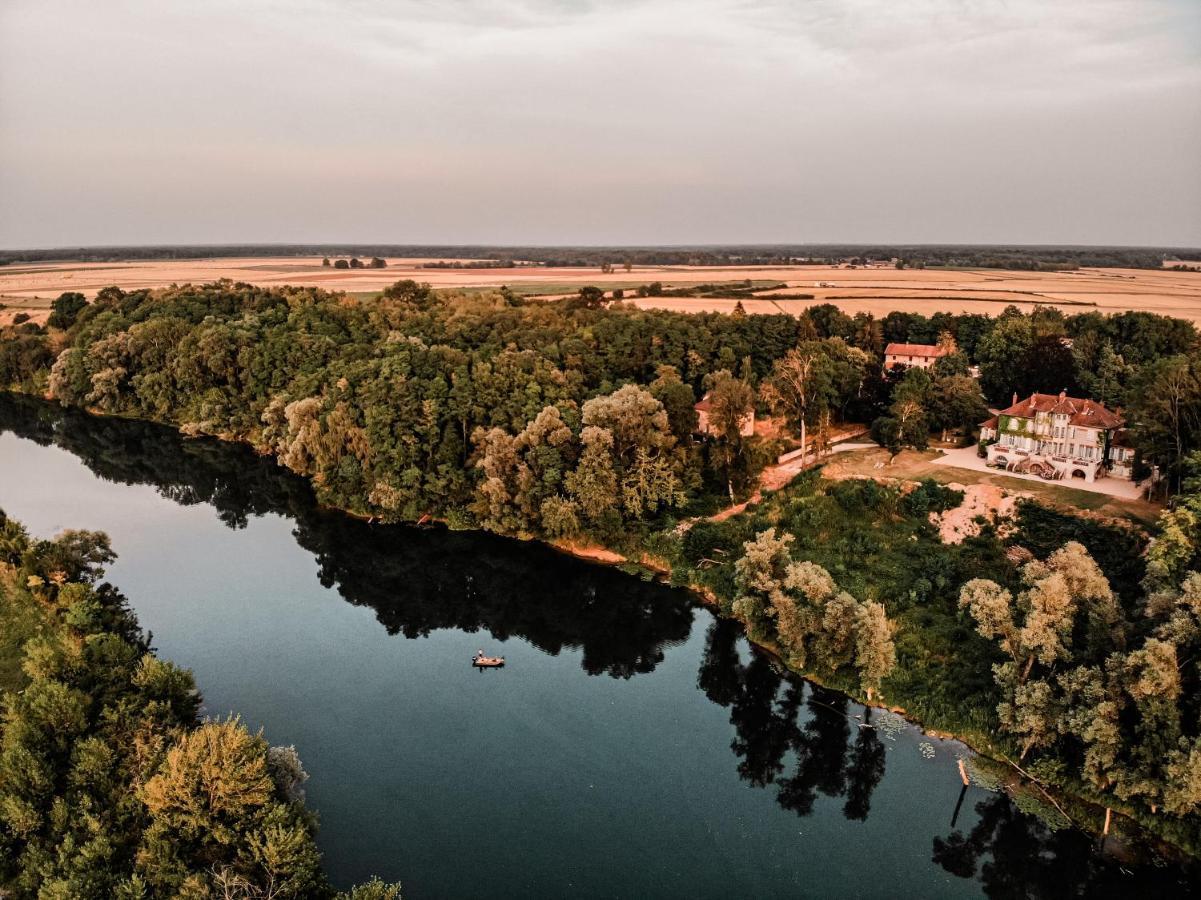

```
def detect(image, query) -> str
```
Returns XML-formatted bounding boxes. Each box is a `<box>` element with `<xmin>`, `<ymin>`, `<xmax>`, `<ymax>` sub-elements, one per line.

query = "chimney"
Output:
<box><xmin>1012</xmin><ymin>391</ymin><xmax>1018</xmax><ymax>406</ymax></box>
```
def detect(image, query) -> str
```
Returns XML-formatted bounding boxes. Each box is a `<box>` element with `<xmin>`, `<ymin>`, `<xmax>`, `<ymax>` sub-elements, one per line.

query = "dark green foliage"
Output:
<box><xmin>903</xmin><ymin>479</ymin><xmax>964</xmax><ymax>517</ymax></box>
<box><xmin>1009</xmin><ymin>500</ymin><xmax>1146</xmax><ymax>604</ymax></box>
<box><xmin>47</xmin><ymin>291</ymin><xmax>87</xmax><ymax>330</ymax></box>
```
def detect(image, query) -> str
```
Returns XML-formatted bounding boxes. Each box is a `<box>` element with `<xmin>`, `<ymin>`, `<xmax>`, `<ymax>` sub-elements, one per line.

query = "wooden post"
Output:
<box><xmin>951</xmin><ymin>784</ymin><xmax>968</xmax><ymax>829</ymax></box>
<box><xmin>957</xmin><ymin>758</ymin><xmax>970</xmax><ymax>786</ymax></box>
<box><xmin>1103</xmin><ymin>807</ymin><xmax>1111</xmax><ymax>837</ymax></box>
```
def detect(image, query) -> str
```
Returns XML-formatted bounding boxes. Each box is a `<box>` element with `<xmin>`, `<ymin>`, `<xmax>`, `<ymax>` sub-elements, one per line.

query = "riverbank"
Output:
<box><xmin>3</xmin><ymin>390</ymin><xmax>1196</xmax><ymax>862</ymax></box>
<box><xmin>543</xmin><ymin>536</ymin><xmax>1177</xmax><ymax>861</ymax></box>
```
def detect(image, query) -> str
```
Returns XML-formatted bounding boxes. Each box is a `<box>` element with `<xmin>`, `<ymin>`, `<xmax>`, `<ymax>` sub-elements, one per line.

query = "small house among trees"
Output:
<box><xmin>883</xmin><ymin>341</ymin><xmax>951</xmax><ymax>370</ymax></box>
<box><xmin>694</xmin><ymin>391</ymin><xmax>754</xmax><ymax>437</ymax></box>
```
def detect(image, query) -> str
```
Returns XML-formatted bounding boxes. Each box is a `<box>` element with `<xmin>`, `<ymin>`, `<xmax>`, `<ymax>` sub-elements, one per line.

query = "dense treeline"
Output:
<box><xmin>4</xmin><ymin>282</ymin><xmax>1200</xmax><ymax>524</ymax></box>
<box><xmin>5</xmin><ymin>282</ymin><xmax>868</xmax><ymax>536</ymax></box>
<box><xmin>2</xmin><ymin>243</ymin><xmax>1197</xmax><ymax>269</ymax></box>
<box><xmin>0</xmin><ymin>509</ymin><xmax>400</xmax><ymax>898</ymax></box>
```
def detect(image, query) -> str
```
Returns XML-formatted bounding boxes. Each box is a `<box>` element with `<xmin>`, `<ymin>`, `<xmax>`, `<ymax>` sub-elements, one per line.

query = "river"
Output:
<box><xmin>0</xmin><ymin>395</ymin><xmax>1190</xmax><ymax>898</ymax></box>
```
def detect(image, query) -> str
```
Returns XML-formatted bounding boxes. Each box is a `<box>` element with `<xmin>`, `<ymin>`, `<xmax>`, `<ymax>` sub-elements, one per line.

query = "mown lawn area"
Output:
<box><xmin>825</xmin><ymin>447</ymin><xmax>1162</xmax><ymax>526</ymax></box>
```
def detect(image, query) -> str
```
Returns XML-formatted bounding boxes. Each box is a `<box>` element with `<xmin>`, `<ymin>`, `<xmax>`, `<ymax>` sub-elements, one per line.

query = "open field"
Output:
<box><xmin>2</xmin><ymin>257</ymin><xmax>1200</xmax><ymax>323</ymax></box>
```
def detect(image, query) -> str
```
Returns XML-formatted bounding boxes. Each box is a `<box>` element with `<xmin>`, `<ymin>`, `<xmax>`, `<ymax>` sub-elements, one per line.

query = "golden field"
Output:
<box><xmin>2</xmin><ymin>256</ymin><xmax>1200</xmax><ymax>326</ymax></box>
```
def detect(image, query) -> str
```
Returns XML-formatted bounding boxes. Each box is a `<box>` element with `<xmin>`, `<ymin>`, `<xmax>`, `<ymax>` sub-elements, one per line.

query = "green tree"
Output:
<box><xmin>47</xmin><ymin>291</ymin><xmax>88</xmax><ymax>330</ymax></box>
<box><xmin>705</xmin><ymin>371</ymin><xmax>755</xmax><ymax>501</ymax></box>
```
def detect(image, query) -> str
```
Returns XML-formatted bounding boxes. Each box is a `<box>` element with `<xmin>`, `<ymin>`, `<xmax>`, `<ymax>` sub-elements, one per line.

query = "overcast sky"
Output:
<box><xmin>1</xmin><ymin>0</ymin><xmax>1199</xmax><ymax>249</ymax></box>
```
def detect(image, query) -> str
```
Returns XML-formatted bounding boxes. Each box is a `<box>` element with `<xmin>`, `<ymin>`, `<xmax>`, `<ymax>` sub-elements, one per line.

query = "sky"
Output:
<box><xmin>1</xmin><ymin>0</ymin><xmax>1199</xmax><ymax>249</ymax></box>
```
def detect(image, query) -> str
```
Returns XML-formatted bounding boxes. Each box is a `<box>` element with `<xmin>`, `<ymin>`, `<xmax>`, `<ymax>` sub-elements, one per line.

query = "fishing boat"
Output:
<box><xmin>472</xmin><ymin>653</ymin><xmax>505</xmax><ymax>668</ymax></box>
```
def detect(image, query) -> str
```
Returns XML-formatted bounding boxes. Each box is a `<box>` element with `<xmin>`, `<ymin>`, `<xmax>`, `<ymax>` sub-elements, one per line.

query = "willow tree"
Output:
<box><xmin>959</xmin><ymin>541</ymin><xmax>1122</xmax><ymax>759</ymax></box>
<box><xmin>733</xmin><ymin>529</ymin><xmax>897</xmax><ymax>695</ymax></box>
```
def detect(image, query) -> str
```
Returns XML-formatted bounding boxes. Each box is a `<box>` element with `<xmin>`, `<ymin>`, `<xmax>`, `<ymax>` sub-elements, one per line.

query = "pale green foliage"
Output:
<box><xmin>959</xmin><ymin>541</ymin><xmax>1119</xmax><ymax>678</ymax></box>
<box><xmin>339</xmin><ymin>877</ymin><xmax>404</xmax><ymax>900</ymax></box>
<box><xmin>1057</xmin><ymin>665</ymin><xmax>1122</xmax><ymax>787</ymax></box>
<box><xmin>539</xmin><ymin>496</ymin><xmax>581</xmax><ymax>538</ymax></box>
<box><xmin>1144</xmin><ymin>496</ymin><xmax>1201</xmax><ymax>593</ymax></box>
<box><xmin>621</xmin><ymin>447</ymin><xmax>685</xmax><ymax>517</ymax></box>
<box><xmin>1123</xmin><ymin>638</ymin><xmax>1180</xmax><ymax>702</ymax></box>
<box><xmin>267</xmin><ymin>745</ymin><xmax>309</xmax><ymax>804</ymax></box>
<box><xmin>995</xmin><ymin>667</ymin><xmax>1058</xmax><ymax>758</ymax></box>
<box><xmin>565</xmin><ymin>426</ymin><xmax>619</xmax><ymax>526</ymax></box>
<box><xmin>961</xmin><ymin>537</ymin><xmax>1201</xmax><ymax>813</ymax></box>
<box><xmin>581</xmin><ymin>384</ymin><xmax>674</xmax><ymax>463</ymax></box>
<box><xmin>1163</xmin><ymin>744</ymin><xmax>1201</xmax><ymax>816</ymax></box>
<box><xmin>854</xmin><ymin>602</ymin><xmax>896</xmax><ymax>694</ymax></box>
<box><xmin>732</xmin><ymin>529</ymin><xmax>897</xmax><ymax>692</ymax></box>
<box><xmin>139</xmin><ymin>718</ymin><xmax>324</xmax><ymax>897</ymax></box>
<box><xmin>470</xmin><ymin>387</ymin><xmax>683</xmax><ymax>536</ymax></box>
<box><xmin>958</xmin><ymin>579</ymin><xmax>1018</xmax><ymax>658</ymax></box>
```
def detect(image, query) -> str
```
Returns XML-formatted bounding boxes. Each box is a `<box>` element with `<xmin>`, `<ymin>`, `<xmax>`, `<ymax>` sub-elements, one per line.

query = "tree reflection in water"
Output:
<box><xmin>933</xmin><ymin>793</ymin><xmax>1198</xmax><ymax>897</ymax></box>
<box><xmin>698</xmin><ymin>617</ymin><xmax>886</xmax><ymax>822</ymax></box>
<box><xmin>2</xmin><ymin>393</ymin><xmax>1196</xmax><ymax>894</ymax></box>
<box><xmin>0</xmin><ymin>394</ymin><xmax>695</xmax><ymax>679</ymax></box>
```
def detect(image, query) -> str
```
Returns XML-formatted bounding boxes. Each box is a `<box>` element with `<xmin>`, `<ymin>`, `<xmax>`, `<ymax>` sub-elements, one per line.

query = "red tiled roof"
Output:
<box><xmin>884</xmin><ymin>342</ymin><xmax>949</xmax><ymax>358</ymax></box>
<box><xmin>998</xmin><ymin>392</ymin><xmax>1124</xmax><ymax>430</ymax></box>
<box><xmin>1112</xmin><ymin>429</ymin><xmax>1134</xmax><ymax>449</ymax></box>
<box><xmin>979</xmin><ymin>415</ymin><xmax>999</xmax><ymax>430</ymax></box>
<box><xmin>694</xmin><ymin>393</ymin><xmax>712</xmax><ymax>412</ymax></box>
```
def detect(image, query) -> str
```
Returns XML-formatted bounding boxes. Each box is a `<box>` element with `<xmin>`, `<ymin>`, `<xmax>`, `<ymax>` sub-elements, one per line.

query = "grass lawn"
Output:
<box><xmin>824</xmin><ymin>447</ymin><xmax>1162</xmax><ymax>527</ymax></box>
<box><xmin>0</xmin><ymin>572</ymin><xmax>48</xmax><ymax>696</ymax></box>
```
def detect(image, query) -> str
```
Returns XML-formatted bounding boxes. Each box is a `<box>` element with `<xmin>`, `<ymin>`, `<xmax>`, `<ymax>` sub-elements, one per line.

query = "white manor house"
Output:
<box><xmin>979</xmin><ymin>391</ymin><xmax>1134</xmax><ymax>483</ymax></box>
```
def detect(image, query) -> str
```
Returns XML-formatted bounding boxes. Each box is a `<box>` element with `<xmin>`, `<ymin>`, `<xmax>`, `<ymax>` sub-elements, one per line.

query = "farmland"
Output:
<box><xmin>2</xmin><ymin>256</ymin><xmax>1200</xmax><ymax>326</ymax></box>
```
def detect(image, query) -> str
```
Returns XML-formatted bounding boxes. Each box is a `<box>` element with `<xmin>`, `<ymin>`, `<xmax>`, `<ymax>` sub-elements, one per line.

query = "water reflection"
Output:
<box><xmin>699</xmin><ymin>617</ymin><xmax>885</xmax><ymax>821</ymax></box>
<box><xmin>1</xmin><ymin>393</ymin><xmax>1195</xmax><ymax>893</ymax></box>
<box><xmin>933</xmin><ymin>793</ymin><xmax>1197</xmax><ymax>897</ymax></box>
<box><xmin>0</xmin><ymin>394</ymin><xmax>694</xmax><ymax>679</ymax></box>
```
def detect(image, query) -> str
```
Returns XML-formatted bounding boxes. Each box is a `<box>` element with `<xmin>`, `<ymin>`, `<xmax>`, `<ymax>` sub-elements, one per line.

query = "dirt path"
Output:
<box><xmin>705</xmin><ymin>439</ymin><xmax>876</xmax><ymax>523</ymax></box>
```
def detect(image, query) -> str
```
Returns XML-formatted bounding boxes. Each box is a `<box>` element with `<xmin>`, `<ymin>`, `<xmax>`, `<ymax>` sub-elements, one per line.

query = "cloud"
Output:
<box><xmin>1</xmin><ymin>0</ymin><xmax>1198</xmax><ymax>246</ymax></box>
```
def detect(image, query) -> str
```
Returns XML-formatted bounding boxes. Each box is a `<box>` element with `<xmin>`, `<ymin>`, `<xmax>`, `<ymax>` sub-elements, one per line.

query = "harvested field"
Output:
<box><xmin>2</xmin><ymin>258</ymin><xmax>1199</xmax><ymax>322</ymax></box>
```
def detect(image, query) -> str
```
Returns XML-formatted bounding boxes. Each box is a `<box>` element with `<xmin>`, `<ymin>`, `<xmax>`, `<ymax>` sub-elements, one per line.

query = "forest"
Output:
<box><xmin>5</xmin><ymin>280</ymin><xmax>1201</xmax><ymax>853</ymax></box>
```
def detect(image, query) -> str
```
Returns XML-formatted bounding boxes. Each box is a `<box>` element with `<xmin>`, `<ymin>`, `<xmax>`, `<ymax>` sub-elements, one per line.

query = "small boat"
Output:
<box><xmin>472</xmin><ymin>654</ymin><xmax>505</xmax><ymax>668</ymax></box>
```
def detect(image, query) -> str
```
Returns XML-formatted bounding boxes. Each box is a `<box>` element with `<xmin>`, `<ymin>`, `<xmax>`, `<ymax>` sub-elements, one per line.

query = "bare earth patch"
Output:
<box><xmin>931</xmin><ymin>483</ymin><xmax>1017</xmax><ymax>544</ymax></box>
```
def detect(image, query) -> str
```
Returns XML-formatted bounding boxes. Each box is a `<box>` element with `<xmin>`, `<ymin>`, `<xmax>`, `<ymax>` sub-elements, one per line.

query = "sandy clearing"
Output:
<box><xmin>931</xmin><ymin>483</ymin><xmax>1016</xmax><ymax>544</ymax></box>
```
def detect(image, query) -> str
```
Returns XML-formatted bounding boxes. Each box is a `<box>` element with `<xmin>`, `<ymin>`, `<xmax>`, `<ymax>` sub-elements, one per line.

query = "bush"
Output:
<box><xmin>903</xmin><ymin>479</ymin><xmax>963</xmax><ymax>517</ymax></box>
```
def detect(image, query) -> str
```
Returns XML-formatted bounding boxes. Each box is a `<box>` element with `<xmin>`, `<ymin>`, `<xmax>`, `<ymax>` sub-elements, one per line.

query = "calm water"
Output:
<box><xmin>0</xmin><ymin>395</ymin><xmax>1191</xmax><ymax>898</ymax></box>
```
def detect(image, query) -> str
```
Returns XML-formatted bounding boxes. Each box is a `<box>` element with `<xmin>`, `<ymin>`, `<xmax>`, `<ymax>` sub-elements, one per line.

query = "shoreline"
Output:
<box><xmin>5</xmin><ymin>389</ymin><xmax>1193</xmax><ymax>862</ymax></box>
